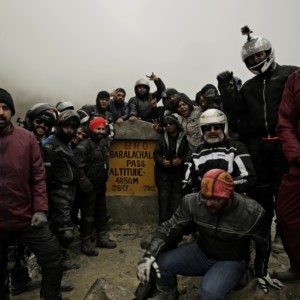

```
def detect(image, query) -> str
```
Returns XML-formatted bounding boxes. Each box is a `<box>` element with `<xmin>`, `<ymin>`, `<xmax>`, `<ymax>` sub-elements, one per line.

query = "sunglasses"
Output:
<box><xmin>201</xmin><ymin>124</ymin><xmax>223</xmax><ymax>132</ymax></box>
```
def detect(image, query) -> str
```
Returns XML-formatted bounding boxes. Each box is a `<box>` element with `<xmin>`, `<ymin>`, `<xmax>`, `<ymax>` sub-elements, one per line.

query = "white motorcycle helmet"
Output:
<box><xmin>199</xmin><ymin>109</ymin><xmax>228</xmax><ymax>136</ymax></box>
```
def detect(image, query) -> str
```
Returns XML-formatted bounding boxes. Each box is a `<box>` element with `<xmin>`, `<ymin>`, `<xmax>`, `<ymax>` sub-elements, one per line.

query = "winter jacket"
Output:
<box><xmin>74</xmin><ymin>137</ymin><xmax>110</xmax><ymax>193</ymax></box>
<box><xmin>154</xmin><ymin>131</ymin><xmax>189</xmax><ymax>184</ymax></box>
<box><xmin>109</xmin><ymin>100</ymin><xmax>129</xmax><ymax>122</ymax></box>
<box><xmin>184</xmin><ymin>139</ymin><xmax>256</xmax><ymax>193</ymax></box>
<box><xmin>175</xmin><ymin>106</ymin><xmax>202</xmax><ymax>152</ymax></box>
<box><xmin>222</xmin><ymin>64</ymin><xmax>298</xmax><ymax>139</ymax></box>
<box><xmin>81</xmin><ymin>105</ymin><xmax>113</xmax><ymax>122</ymax></box>
<box><xmin>146</xmin><ymin>192</ymin><xmax>269</xmax><ymax>277</ymax></box>
<box><xmin>0</xmin><ymin>125</ymin><xmax>48</xmax><ymax>231</ymax></box>
<box><xmin>42</xmin><ymin>134</ymin><xmax>78</xmax><ymax>188</ymax></box>
<box><xmin>128</xmin><ymin>78</ymin><xmax>165</xmax><ymax>122</ymax></box>
<box><xmin>42</xmin><ymin>134</ymin><xmax>78</xmax><ymax>229</ymax></box>
<box><xmin>277</xmin><ymin>69</ymin><xmax>300</xmax><ymax>176</ymax></box>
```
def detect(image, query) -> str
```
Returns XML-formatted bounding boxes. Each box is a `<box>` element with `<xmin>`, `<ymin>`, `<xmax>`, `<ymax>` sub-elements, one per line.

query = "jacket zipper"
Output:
<box><xmin>262</xmin><ymin>79</ymin><xmax>271</xmax><ymax>137</ymax></box>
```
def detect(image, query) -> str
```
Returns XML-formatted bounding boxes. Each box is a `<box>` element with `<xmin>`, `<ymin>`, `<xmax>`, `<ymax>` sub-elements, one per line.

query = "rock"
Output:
<box><xmin>83</xmin><ymin>278</ymin><xmax>133</xmax><ymax>300</ymax></box>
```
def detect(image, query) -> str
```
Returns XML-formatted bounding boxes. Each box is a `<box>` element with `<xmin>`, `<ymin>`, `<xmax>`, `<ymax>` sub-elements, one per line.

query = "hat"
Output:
<box><xmin>174</xmin><ymin>93</ymin><xmax>194</xmax><ymax>110</ymax></box>
<box><xmin>163</xmin><ymin>114</ymin><xmax>181</xmax><ymax>129</ymax></box>
<box><xmin>0</xmin><ymin>88</ymin><xmax>15</xmax><ymax>115</ymax></box>
<box><xmin>201</xmin><ymin>169</ymin><xmax>233</xmax><ymax>199</ymax></box>
<box><xmin>162</xmin><ymin>88</ymin><xmax>178</xmax><ymax>99</ymax></box>
<box><xmin>88</xmin><ymin>116</ymin><xmax>107</xmax><ymax>131</ymax></box>
<box><xmin>96</xmin><ymin>91</ymin><xmax>110</xmax><ymax>101</ymax></box>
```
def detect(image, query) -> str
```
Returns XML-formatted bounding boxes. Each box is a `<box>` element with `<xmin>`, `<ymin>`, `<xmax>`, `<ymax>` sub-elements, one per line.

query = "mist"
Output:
<box><xmin>0</xmin><ymin>0</ymin><xmax>299</xmax><ymax>116</ymax></box>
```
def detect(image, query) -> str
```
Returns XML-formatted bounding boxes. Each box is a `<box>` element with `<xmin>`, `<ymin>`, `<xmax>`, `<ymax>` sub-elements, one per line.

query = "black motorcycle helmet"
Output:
<box><xmin>25</xmin><ymin>103</ymin><xmax>58</xmax><ymax>131</ymax></box>
<box><xmin>56</xmin><ymin>110</ymin><xmax>80</xmax><ymax>143</ymax></box>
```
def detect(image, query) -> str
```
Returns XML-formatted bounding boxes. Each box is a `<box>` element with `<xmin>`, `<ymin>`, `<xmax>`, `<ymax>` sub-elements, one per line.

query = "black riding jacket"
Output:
<box><xmin>74</xmin><ymin>136</ymin><xmax>110</xmax><ymax>193</ymax></box>
<box><xmin>154</xmin><ymin>131</ymin><xmax>189</xmax><ymax>184</ymax></box>
<box><xmin>146</xmin><ymin>192</ymin><xmax>270</xmax><ymax>277</ymax></box>
<box><xmin>128</xmin><ymin>78</ymin><xmax>165</xmax><ymax>122</ymax></box>
<box><xmin>42</xmin><ymin>134</ymin><xmax>78</xmax><ymax>188</ymax></box>
<box><xmin>222</xmin><ymin>64</ymin><xmax>298</xmax><ymax>139</ymax></box>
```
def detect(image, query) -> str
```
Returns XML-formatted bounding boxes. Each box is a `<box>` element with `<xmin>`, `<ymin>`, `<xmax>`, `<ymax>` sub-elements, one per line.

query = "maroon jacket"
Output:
<box><xmin>277</xmin><ymin>69</ymin><xmax>300</xmax><ymax>176</ymax></box>
<box><xmin>0</xmin><ymin>125</ymin><xmax>48</xmax><ymax>231</ymax></box>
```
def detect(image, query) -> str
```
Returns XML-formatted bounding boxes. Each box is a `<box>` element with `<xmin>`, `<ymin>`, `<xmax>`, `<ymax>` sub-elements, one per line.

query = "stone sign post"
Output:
<box><xmin>106</xmin><ymin>120</ymin><xmax>159</xmax><ymax>224</ymax></box>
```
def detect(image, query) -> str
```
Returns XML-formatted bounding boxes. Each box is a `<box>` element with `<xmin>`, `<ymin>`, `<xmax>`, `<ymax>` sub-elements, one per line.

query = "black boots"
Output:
<box><xmin>10</xmin><ymin>262</ymin><xmax>41</xmax><ymax>296</ymax></box>
<box><xmin>96</xmin><ymin>233</ymin><xmax>117</xmax><ymax>249</ymax></box>
<box><xmin>274</xmin><ymin>268</ymin><xmax>300</xmax><ymax>282</ymax></box>
<box><xmin>81</xmin><ymin>237</ymin><xmax>98</xmax><ymax>256</ymax></box>
<box><xmin>10</xmin><ymin>278</ymin><xmax>41</xmax><ymax>296</ymax></box>
<box><xmin>148</xmin><ymin>284</ymin><xmax>179</xmax><ymax>300</ymax></box>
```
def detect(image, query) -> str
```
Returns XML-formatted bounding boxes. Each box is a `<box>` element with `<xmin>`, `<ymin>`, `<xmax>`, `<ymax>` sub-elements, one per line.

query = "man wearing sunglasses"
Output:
<box><xmin>137</xmin><ymin>169</ymin><xmax>282</xmax><ymax>299</ymax></box>
<box><xmin>25</xmin><ymin>103</ymin><xmax>57</xmax><ymax>146</ymax></box>
<box><xmin>183</xmin><ymin>109</ymin><xmax>256</xmax><ymax>195</ymax></box>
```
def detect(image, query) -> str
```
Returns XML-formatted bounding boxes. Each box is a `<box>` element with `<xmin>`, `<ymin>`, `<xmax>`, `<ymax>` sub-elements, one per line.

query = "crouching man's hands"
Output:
<box><xmin>136</xmin><ymin>253</ymin><xmax>161</xmax><ymax>283</ymax></box>
<box><xmin>257</xmin><ymin>273</ymin><xmax>283</xmax><ymax>293</ymax></box>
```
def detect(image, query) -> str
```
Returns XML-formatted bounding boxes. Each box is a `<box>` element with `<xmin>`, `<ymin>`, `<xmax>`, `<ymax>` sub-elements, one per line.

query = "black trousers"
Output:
<box><xmin>0</xmin><ymin>225</ymin><xmax>63</xmax><ymax>300</ymax></box>
<box><xmin>247</xmin><ymin>138</ymin><xmax>288</xmax><ymax>223</ymax></box>
<box><xmin>80</xmin><ymin>183</ymin><xmax>110</xmax><ymax>238</ymax></box>
<box><xmin>156</xmin><ymin>174</ymin><xmax>183</xmax><ymax>224</ymax></box>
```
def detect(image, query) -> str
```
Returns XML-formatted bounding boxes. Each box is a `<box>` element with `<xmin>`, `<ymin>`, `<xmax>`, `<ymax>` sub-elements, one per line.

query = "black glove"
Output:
<box><xmin>217</xmin><ymin>71</ymin><xmax>233</xmax><ymax>84</ymax></box>
<box><xmin>217</xmin><ymin>71</ymin><xmax>236</xmax><ymax>97</ymax></box>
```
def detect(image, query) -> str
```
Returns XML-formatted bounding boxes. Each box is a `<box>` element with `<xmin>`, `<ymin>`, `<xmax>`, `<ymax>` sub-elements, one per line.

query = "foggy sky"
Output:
<box><xmin>0</xmin><ymin>0</ymin><xmax>299</xmax><ymax>115</ymax></box>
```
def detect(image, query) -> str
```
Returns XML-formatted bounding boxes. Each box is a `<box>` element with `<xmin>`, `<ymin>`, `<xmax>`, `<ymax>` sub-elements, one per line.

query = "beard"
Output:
<box><xmin>203</xmin><ymin>132</ymin><xmax>225</xmax><ymax>144</ymax></box>
<box><xmin>0</xmin><ymin>115</ymin><xmax>9</xmax><ymax>126</ymax></box>
<box><xmin>136</xmin><ymin>90</ymin><xmax>149</xmax><ymax>100</ymax></box>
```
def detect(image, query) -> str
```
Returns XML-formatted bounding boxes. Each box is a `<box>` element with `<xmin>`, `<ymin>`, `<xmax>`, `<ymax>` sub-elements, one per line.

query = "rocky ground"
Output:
<box><xmin>10</xmin><ymin>223</ymin><xmax>300</xmax><ymax>300</ymax></box>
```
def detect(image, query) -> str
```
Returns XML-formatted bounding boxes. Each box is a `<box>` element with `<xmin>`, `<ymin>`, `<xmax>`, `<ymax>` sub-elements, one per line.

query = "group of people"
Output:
<box><xmin>136</xmin><ymin>26</ymin><xmax>300</xmax><ymax>300</ymax></box>
<box><xmin>1</xmin><ymin>25</ymin><xmax>300</xmax><ymax>300</ymax></box>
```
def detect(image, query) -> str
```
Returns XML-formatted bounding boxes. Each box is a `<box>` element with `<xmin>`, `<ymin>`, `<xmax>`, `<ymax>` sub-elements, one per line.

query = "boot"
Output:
<box><xmin>62</xmin><ymin>259</ymin><xmax>80</xmax><ymax>271</ymax></box>
<box><xmin>60</xmin><ymin>278</ymin><xmax>74</xmax><ymax>292</ymax></box>
<box><xmin>81</xmin><ymin>237</ymin><xmax>98</xmax><ymax>256</ymax></box>
<box><xmin>10</xmin><ymin>278</ymin><xmax>41</xmax><ymax>296</ymax></box>
<box><xmin>10</xmin><ymin>261</ymin><xmax>41</xmax><ymax>295</ymax></box>
<box><xmin>148</xmin><ymin>284</ymin><xmax>178</xmax><ymax>300</ymax></box>
<box><xmin>134</xmin><ymin>271</ymin><xmax>156</xmax><ymax>300</ymax></box>
<box><xmin>273</xmin><ymin>268</ymin><xmax>300</xmax><ymax>283</ymax></box>
<box><xmin>272</xmin><ymin>234</ymin><xmax>285</xmax><ymax>253</ymax></box>
<box><xmin>96</xmin><ymin>233</ymin><xmax>117</xmax><ymax>249</ymax></box>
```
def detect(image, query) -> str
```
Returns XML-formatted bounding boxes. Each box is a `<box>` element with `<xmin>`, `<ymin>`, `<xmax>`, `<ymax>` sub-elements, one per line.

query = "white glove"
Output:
<box><xmin>136</xmin><ymin>255</ymin><xmax>161</xmax><ymax>283</ymax></box>
<box><xmin>31</xmin><ymin>212</ymin><xmax>47</xmax><ymax>227</ymax></box>
<box><xmin>257</xmin><ymin>273</ymin><xmax>283</xmax><ymax>293</ymax></box>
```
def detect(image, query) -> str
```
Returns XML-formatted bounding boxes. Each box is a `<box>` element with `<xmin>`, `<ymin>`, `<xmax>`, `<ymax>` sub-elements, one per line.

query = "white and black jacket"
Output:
<box><xmin>183</xmin><ymin>139</ymin><xmax>256</xmax><ymax>193</ymax></box>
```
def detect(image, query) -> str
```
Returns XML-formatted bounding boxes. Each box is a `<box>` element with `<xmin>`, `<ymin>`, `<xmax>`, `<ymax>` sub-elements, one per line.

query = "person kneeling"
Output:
<box><xmin>137</xmin><ymin>169</ymin><xmax>282</xmax><ymax>299</ymax></box>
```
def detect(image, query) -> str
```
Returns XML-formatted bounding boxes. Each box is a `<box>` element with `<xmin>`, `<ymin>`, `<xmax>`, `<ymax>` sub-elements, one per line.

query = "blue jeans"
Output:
<box><xmin>157</xmin><ymin>242</ymin><xmax>247</xmax><ymax>300</ymax></box>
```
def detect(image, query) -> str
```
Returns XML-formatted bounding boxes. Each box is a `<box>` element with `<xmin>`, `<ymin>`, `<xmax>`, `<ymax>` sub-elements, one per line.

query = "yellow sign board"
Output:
<box><xmin>106</xmin><ymin>140</ymin><xmax>157</xmax><ymax>196</ymax></box>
